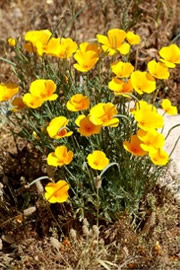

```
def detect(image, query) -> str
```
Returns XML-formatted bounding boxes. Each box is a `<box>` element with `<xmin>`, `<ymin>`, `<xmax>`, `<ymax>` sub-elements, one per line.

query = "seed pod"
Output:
<box><xmin>69</xmin><ymin>228</ymin><xmax>77</xmax><ymax>240</ymax></box>
<box><xmin>23</xmin><ymin>206</ymin><xmax>36</xmax><ymax>216</ymax></box>
<box><xmin>95</xmin><ymin>176</ymin><xmax>102</xmax><ymax>189</ymax></box>
<box><xmin>92</xmin><ymin>225</ymin><xmax>99</xmax><ymax>238</ymax></box>
<box><xmin>83</xmin><ymin>218</ymin><xmax>89</xmax><ymax>227</ymax></box>
<box><xmin>82</xmin><ymin>225</ymin><xmax>89</xmax><ymax>236</ymax></box>
<box><xmin>35</xmin><ymin>181</ymin><xmax>44</xmax><ymax>194</ymax></box>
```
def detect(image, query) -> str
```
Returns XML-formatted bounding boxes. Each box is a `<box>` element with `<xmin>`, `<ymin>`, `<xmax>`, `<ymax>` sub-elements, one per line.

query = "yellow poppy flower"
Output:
<box><xmin>117</xmin><ymin>42</ymin><xmax>130</xmax><ymax>55</ymax></box>
<box><xmin>0</xmin><ymin>83</ymin><xmax>19</xmax><ymax>102</ymax></box>
<box><xmin>32</xmin><ymin>131</ymin><xmax>40</xmax><ymax>140</ymax></box>
<box><xmin>8</xmin><ymin>37</ymin><xmax>16</xmax><ymax>47</ymax></box>
<box><xmin>23</xmin><ymin>93</ymin><xmax>44</xmax><ymax>108</ymax></box>
<box><xmin>126</xmin><ymin>31</ymin><xmax>141</xmax><ymax>45</ymax></box>
<box><xmin>87</xmin><ymin>150</ymin><xmax>109</xmax><ymax>170</ymax></box>
<box><xmin>147</xmin><ymin>60</ymin><xmax>169</xmax><ymax>79</ymax></box>
<box><xmin>133</xmin><ymin>101</ymin><xmax>164</xmax><ymax>131</ymax></box>
<box><xmin>47</xmin><ymin>145</ymin><xmax>73</xmax><ymax>167</ymax></box>
<box><xmin>161</xmin><ymin>99</ymin><xmax>177</xmax><ymax>115</ymax></box>
<box><xmin>97</xmin><ymin>28</ymin><xmax>129</xmax><ymax>55</ymax></box>
<box><xmin>58</xmin><ymin>38</ymin><xmax>77</xmax><ymax>58</ymax></box>
<box><xmin>123</xmin><ymin>135</ymin><xmax>147</xmax><ymax>156</ymax></box>
<box><xmin>108</xmin><ymin>78</ymin><xmax>133</xmax><ymax>97</ymax></box>
<box><xmin>42</xmin><ymin>37</ymin><xmax>61</xmax><ymax>56</ymax></box>
<box><xmin>11</xmin><ymin>97</ymin><xmax>25</xmax><ymax>112</ymax></box>
<box><xmin>149</xmin><ymin>148</ymin><xmax>169</xmax><ymax>166</ymax></box>
<box><xmin>130</xmin><ymin>71</ymin><xmax>156</xmax><ymax>94</ymax></box>
<box><xmin>74</xmin><ymin>42</ymin><xmax>99</xmax><ymax>72</ymax></box>
<box><xmin>45</xmin><ymin>180</ymin><xmax>70</xmax><ymax>203</ymax></box>
<box><xmin>75</xmin><ymin>115</ymin><xmax>102</xmax><ymax>136</ymax></box>
<box><xmin>137</xmin><ymin>129</ymin><xmax>165</xmax><ymax>153</ymax></box>
<box><xmin>29</xmin><ymin>79</ymin><xmax>58</xmax><ymax>101</ymax></box>
<box><xmin>159</xmin><ymin>44</ymin><xmax>180</xmax><ymax>68</ymax></box>
<box><xmin>45</xmin><ymin>37</ymin><xmax>77</xmax><ymax>58</ymax></box>
<box><xmin>111</xmin><ymin>61</ymin><xmax>134</xmax><ymax>78</ymax></box>
<box><xmin>66</xmin><ymin>94</ymin><xmax>90</xmax><ymax>111</ymax></box>
<box><xmin>47</xmin><ymin>116</ymin><xmax>73</xmax><ymax>139</ymax></box>
<box><xmin>24</xmin><ymin>42</ymin><xmax>35</xmax><ymax>53</ymax></box>
<box><xmin>24</xmin><ymin>29</ymin><xmax>52</xmax><ymax>56</ymax></box>
<box><xmin>89</xmin><ymin>102</ymin><xmax>119</xmax><ymax>127</ymax></box>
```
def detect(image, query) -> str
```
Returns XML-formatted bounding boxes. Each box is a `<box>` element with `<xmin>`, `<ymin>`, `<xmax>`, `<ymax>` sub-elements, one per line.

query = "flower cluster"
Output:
<box><xmin>24</xmin><ymin>29</ymin><xmax>77</xmax><ymax>58</ymax></box>
<box><xmin>2</xmin><ymin>27</ymin><xmax>179</xmax><ymax>210</ymax></box>
<box><xmin>123</xmin><ymin>101</ymin><xmax>168</xmax><ymax>165</ymax></box>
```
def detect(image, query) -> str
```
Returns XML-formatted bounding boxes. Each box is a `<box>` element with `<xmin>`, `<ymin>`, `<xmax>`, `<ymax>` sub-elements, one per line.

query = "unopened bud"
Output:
<box><xmin>23</xmin><ymin>206</ymin><xmax>36</xmax><ymax>216</ymax></box>
<box><xmin>83</xmin><ymin>218</ymin><xmax>89</xmax><ymax>227</ymax></box>
<box><xmin>96</xmin><ymin>176</ymin><xmax>102</xmax><ymax>189</ymax></box>
<box><xmin>92</xmin><ymin>225</ymin><xmax>99</xmax><ymax>238</ymax></box>
<box><xmin>69</xmin><ymin>229</ymin><xmax>77</xmax><ymax>240</ymax></box>
<box><xmin>35</xmin><ymin>181</ymin><xmax>44</xmax><ymax>194</ymax></box>
<box><xmin>82</xmin><ymin>225</ymin><xmax>89</xmax><ymax>236</ymax></box>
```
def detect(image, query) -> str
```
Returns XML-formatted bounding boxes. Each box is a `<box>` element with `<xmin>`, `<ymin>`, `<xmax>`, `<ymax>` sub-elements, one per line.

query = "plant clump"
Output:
<box><xmin>0</xmin><ymin>27</ymin><xmax>179</xmax><ymax>224</ymax></box>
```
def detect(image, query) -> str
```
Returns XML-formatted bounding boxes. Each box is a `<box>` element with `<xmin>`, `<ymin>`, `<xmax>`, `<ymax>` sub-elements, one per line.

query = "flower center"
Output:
<box><xmin>57</xmin><ymin>129</ymin><xmax>66</xmax><ymax>137</ymax></box>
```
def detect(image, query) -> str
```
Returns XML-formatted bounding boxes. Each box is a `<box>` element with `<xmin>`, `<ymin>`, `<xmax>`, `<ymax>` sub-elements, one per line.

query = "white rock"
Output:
<box><xmin>158</xmin><ymin>109</ymin><xmax>180</xmax><ymax>179</ymax></box>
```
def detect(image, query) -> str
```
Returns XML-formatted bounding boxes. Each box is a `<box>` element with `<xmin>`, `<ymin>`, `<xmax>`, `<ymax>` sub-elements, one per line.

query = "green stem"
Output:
<box><xmin>165</xmin><ymin>124</ymin><xmax>180</xmax><ymax>140</ymax></box>
<box><xmin>100</xmin><ymin>162</ymin><xmax>119</xmax><ymax>178</ymax></box>
<box><xmin>0</xmin><ymin>56</ymin><xmax>16</xmax><ymax>66</ymax></box>
<box><xmin>170</xmin><ymin>135</ymin><xmax>180</xmax><ymax>157</ymax></box>
<box><xmin>27</xmin><ymin>176</ymin><xmax>50</xmax><ymax>187</ymax></box>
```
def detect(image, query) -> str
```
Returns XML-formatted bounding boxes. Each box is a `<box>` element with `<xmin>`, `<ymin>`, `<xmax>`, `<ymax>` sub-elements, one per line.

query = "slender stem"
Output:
<box><xmin>64</xmin><ymin>166</ymin><xmax>77</xmax><ymax>196</ymax></box>
<box><xmin>100</xmin><ymin>162</ymin><xmax>119</xmax><ymax>178</ymax></box>
<box><xmin>27</xmin><ymin>176</ymin><xmax>49</xmax><ymax>187</ymax></box>
<box><xmin>115</xmin><ymin>114</ymin><xmax>131</xmax><ymax>123</ymax></box>
<box><xmin>0</xmin><ymin>56</ymin><xmax>16</xmax><ymax>66</ymax></box>
<box><xmin>165</xmin><ymin>124</ymin><xmax>180</xmax><ymax>140</ymax></box>
<box><xmin>96</xmin><ymin>187</ymin><xmax>99</xmax><ymax>227</ymax></box>
<box><xmin>170</xmin><ymin>135</ymin><xmax>180</xmax><ymax>157</ymax></box>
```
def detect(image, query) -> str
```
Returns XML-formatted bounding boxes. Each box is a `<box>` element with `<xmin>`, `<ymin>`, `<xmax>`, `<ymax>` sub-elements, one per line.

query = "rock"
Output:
<box><xmin>159</xmin><ymin>109</ymin><xmax>180</xmax><ymax>179</ymax></box>
<box><xmin>158</xmin><ymin>109</ymin><xmax>180</xmax><ymax>202</ymax></box>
